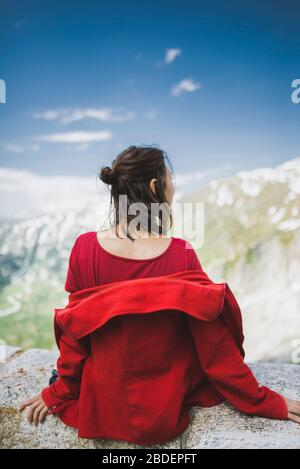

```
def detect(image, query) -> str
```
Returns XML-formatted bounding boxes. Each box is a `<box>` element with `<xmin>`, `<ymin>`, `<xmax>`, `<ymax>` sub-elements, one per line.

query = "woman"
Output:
<box><xmin>19</xmin><ymin>145</ymin><xmax>300</xmax><ymax>444</ymax></box>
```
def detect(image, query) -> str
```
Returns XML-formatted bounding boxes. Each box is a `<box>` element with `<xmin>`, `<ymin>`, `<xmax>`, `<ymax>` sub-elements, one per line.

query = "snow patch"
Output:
<box><xmin>278</xmin><ymin>219</ymin><xmax>300</xmax><ymax>231</ymax></box>
<box><xmin>215</xmin><ymin>185</ymin><xmax>234</xmax><ymax>206</ymax></box>
<box><xmin>269</xmin><ymin>208</ymin><xmax>286</xmax><ymax>224</ymax></box>
<box><xmin>240</xmin><ymin>179</ymin><xmax>262</xmax><ymax>197</ymax></box>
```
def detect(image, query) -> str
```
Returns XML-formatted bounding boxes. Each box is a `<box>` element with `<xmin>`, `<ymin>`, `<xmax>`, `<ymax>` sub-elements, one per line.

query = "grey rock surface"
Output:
<box><xmin>0</xmin><ymin>346</ymin><xmax>299</xmax><ymax>449</ymax></box>
<box><xmin>182</xmin><ymin>363</ymin><xmax>300</xmax><ymax>449</ymax></box>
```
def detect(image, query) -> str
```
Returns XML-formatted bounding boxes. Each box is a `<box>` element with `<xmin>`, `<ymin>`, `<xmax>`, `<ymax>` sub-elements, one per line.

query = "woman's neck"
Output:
<box><xmin>113</xmin><ymin>223</ymin><xmax>169</xmax><ymax>240</ymax></box>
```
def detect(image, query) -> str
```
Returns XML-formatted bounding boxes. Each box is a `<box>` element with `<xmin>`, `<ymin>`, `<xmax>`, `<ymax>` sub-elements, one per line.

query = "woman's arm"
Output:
<box><xmin>19</xmin><ymin>331</ymin><xmax>90</xmax><ymax>424</ymax></box>
<box><xmin>41</xmin><ymin>331</ymin><xmax>90</xmax><ymax>409</ymax></box>
<box><xmin>19</xmin><ymin>236</ymin><xmax>88</xmax><ymax>424</ymax></box>
<box><xmin>186</xmin><ymin>251</ymin><xmax>300</xmax><ymax>421</ymax></box>
<box><xmin>64</xmin><ymin>236</ymin><xmax>81</xmax><ymax>293</ymax></box>
<box><xmin>187</xmin><ymin>314</ymin><xmax>289</xmax><ymax>420</ymax></box>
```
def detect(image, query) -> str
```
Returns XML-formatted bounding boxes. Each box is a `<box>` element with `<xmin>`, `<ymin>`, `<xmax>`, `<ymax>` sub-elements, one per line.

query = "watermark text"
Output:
<box><xmin>291</xmin><ymin>79</ymin><xmax>300</xmax><ymax>104</ymax></box>
<box><xmin>0</xmin><ymin>79</ymin><xmax>6</xmax><ymax>104</ymax></box>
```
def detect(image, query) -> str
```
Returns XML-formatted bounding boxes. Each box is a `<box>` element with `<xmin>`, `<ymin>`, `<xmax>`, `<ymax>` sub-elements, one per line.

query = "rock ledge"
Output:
<box><xmin>0</xmin><ymin>346</ymin><xmax>299</xmax><ymax>449</ymax></box>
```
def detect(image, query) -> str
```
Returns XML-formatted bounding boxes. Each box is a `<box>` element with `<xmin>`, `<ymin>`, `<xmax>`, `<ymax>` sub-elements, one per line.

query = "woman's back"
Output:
<box><xmin>20</xmin><ymin>145</ymin><xmax>297</xmax><ymax>443</ymax></box>
<box><xmin>65</xmin><ymin>230</ymin><xmax>202</xmax><ymax>292</ymax></box>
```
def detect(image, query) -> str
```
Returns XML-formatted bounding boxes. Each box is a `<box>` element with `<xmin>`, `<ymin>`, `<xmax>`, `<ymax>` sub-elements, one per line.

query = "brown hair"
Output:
<box><xmin>99</xmin><ymin>145</ymin><xmax>174</xmax><ymax>241</ymax></box>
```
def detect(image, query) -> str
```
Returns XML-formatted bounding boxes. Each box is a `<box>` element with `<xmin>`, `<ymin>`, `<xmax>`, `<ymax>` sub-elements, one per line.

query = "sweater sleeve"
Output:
<box><xmin>190</xmin><ymin>250</ymin><xmax>202</xmax><ymax>270</ymax></box>
<box><xmin>184</xmin><ymin>240</ymin><xmax>203</xmax><ymax>270</ymax></box>
<box><xmin>186</xmin><ymin>314</ymin><xmax>288</xmax><ymax>420</ymax></box>
<box><xmin>41</xmin><ymin>330</ymin><xmax>90</xmax><ymax>409</ymax></box>
<box><xmin>64</xmin><ymin>237</ymin><xmax>81</xmax><ymax>293</ymax></box>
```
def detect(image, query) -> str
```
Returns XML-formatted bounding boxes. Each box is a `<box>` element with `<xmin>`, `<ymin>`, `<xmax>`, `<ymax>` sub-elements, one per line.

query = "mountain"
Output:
<box><xmin>180</xmin><ymin>157</ymin><xmax>300</xmax><ymax>362</ymax></box>
<box><xmin>0</xmin><ymin>159</ymin><xmax>299</xmax><ymax>361</ymax></box>
<box><xmin>0</xmin><ymin>169</ymin><xmax>109</xmax><ymax>348</ymax></box>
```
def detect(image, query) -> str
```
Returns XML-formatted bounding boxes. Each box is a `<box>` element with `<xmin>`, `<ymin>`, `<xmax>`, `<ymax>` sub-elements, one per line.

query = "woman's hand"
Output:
<box><xmin>283</xmin><ymin>397</ymin><xmax>300</xmax><ymax>424</ymax></box>
<box><xmin>19</xmin><ymin>393</ymin><xmax>49</xmax><ymax>426</ymax></box>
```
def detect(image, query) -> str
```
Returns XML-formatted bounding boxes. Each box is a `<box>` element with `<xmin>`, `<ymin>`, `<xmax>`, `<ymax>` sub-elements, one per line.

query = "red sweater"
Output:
<box><xmin>41</xmin><ymin>232</ymin><xmax>288</xmax><ymax>446</ymax></box>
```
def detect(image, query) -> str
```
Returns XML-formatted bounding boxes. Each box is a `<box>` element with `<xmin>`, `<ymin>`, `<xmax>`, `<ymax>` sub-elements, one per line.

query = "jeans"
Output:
<box><xmin>49</xmin><ymin>369</ymin><xmax>58</xmax><ymax>385</ymax></box>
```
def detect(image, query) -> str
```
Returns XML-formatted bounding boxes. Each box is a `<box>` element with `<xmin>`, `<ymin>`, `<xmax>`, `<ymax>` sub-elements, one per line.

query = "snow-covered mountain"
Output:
<box><xmin>0</xmin><ymin>159</ymin><xmax>299</xmax><ymax>360</ymax></box>
<box><xmin>181</xmin><ymin>157</ymin><xmax>300</xmax><ymax>362</ymax></box>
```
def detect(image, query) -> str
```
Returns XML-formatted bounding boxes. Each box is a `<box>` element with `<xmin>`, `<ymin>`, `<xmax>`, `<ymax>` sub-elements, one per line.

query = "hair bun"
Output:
<box><xmin>99</xmin><ymin>166</ymin><xmax>117</xmax><ymax>185</ymax></box>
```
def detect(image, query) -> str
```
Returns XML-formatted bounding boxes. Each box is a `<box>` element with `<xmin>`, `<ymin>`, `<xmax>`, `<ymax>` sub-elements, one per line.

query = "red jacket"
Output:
<box><xmin>41</xmin><ymin>268</ymin><xmax>288</xmax><ymax>446</ymax></box>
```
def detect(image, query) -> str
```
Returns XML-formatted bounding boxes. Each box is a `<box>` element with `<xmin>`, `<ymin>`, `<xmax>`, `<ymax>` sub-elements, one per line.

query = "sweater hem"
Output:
<box><xmin>53</xmin><ymin>410</ymin><xmax>190</xmax><ymax>447</ymax></box>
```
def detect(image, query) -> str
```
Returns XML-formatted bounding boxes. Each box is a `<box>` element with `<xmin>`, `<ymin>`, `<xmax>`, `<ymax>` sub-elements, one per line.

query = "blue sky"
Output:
<box><xmin>0</xmin><ymin>0</ymin><xmax>300</xmax><ymax>179</ymax></box>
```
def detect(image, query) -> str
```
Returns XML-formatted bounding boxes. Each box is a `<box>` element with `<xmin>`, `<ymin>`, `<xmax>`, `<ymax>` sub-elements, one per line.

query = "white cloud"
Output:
<box><xmin>171</xmin><ymin>78</ymin><xmax>202</xmax><ymax>97</ymax></box>
<box><xmin>33</xmin><ymin>110</ymin><xmax>61</xmax><ymax>121</ymax></box>
<box><xmin>0</xmin><ymin>167</ymin><xmax>105</xmax><ymax>218</ymax></box>
<box><xmin>3</xmin><ymin>143</ymin><xmax>24</xmax><ymax>154</ymax></box>
<box><xmin>3</xmin><ymin>143</ymin><xmax>40</xmax><ymax>153</ymax></box>
<box><xmin>33</xmin><ymin>108</ymin><xmax>135</xmax><ymax>125</ymax></box>
<box><xmin>34</xmin><ymin>131</ymin><xmax>112</xmax><ymax>143</ymax></box>
<box><xmin>173</xmin><ymin>165</ymin><xmax>235</xmax><ymax>199</ymax></box>
<box><xmin>165</xmin><ymin>48</ymin><xmax>181</xmax><ymax>64</ymax></box>
<box><xmin>175</xmin><ymin>171</ymin><xmax>205</xmax><ymax>187</ymax></box>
